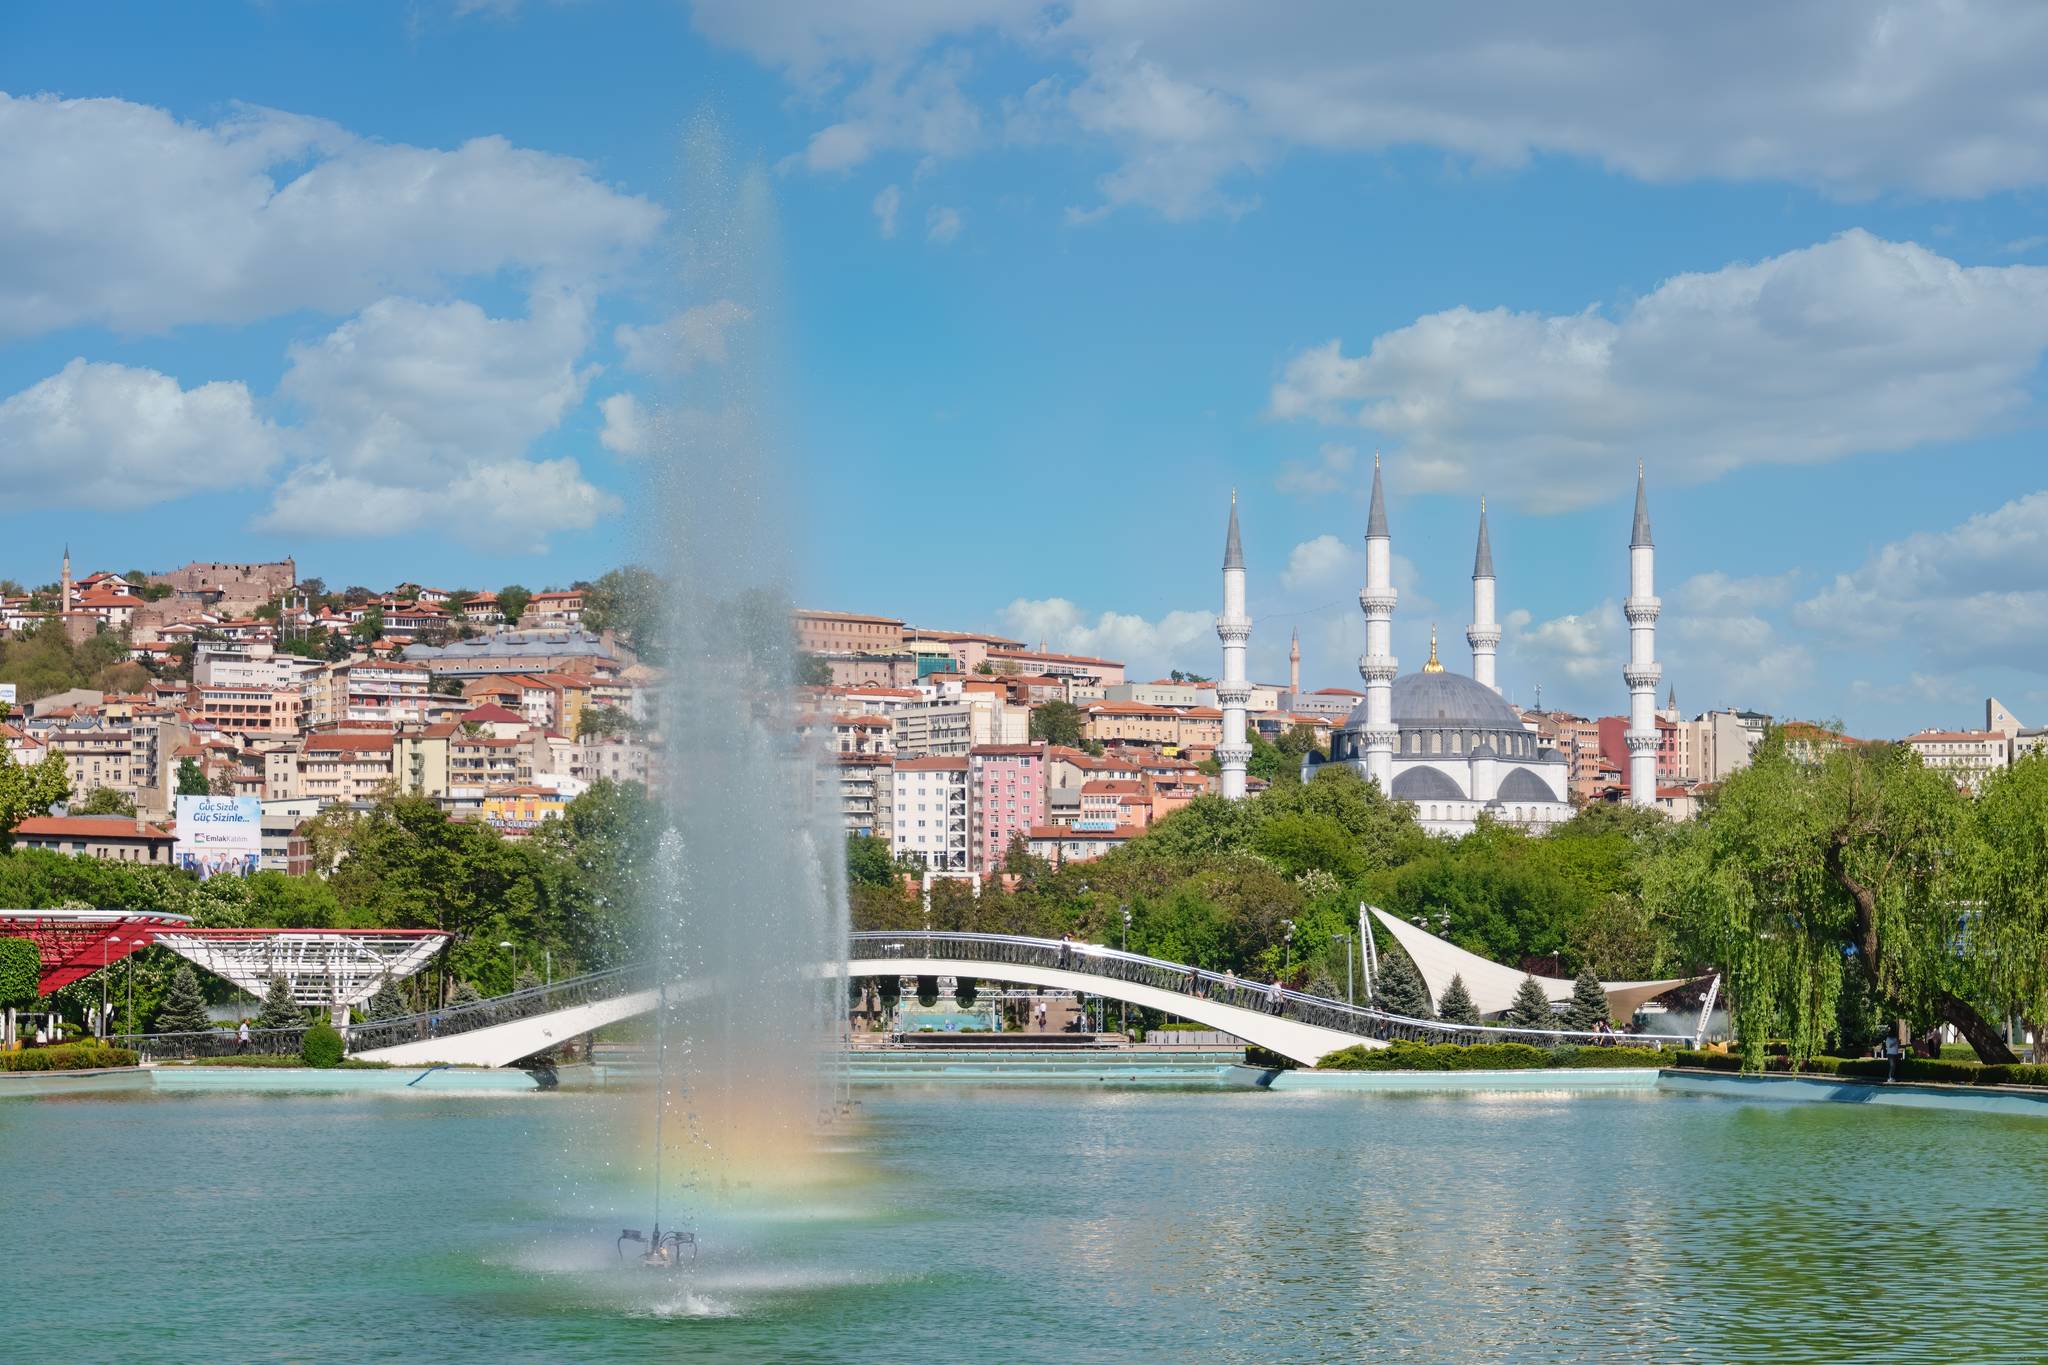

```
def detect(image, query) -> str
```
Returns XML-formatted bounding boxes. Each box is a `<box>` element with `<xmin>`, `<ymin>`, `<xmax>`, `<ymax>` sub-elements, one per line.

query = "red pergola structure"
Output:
<box><xmin>0</xmin><ymin>910</ymin><xmax>195</xmax><ymax>995</ymax></box>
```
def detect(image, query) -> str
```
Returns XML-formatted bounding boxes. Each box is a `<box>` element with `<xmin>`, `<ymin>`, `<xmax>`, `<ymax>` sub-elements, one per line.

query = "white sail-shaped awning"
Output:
<box><xmin>1370</xmin><ymin>907</ymin><xmax>1701</xmax><ymax>1023</ymax></box>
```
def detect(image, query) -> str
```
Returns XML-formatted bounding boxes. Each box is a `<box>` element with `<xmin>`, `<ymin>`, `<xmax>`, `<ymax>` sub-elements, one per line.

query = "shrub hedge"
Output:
<box><xmin>0</xmin><ymin>1043</ymin><xmax>139</xmax><ymax>1071</ymax></box>
<box><xmin>1315</xmin><ymin>1041</ymin><xmax>1673</xmax><ymax>1072</ymax></box>
<box><xmin>300</xmin><ymin>1020</ymin><xmax>345</xmax><ymax>1068</ymax></box>
<box><xmin>1670</xmin><ymin>1050</ymin><xmax>2048</xmax><ymax>1088</ymax></box>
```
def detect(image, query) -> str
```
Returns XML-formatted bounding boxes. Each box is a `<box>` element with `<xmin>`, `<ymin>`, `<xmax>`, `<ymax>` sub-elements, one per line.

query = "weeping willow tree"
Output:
<box><xmin>1971</xmin><ymin>753</ymin><xmax>2048</xmax><ymax>1052</ymax></box>
<box><xmin>1645</xmin><ymin>735</ymin><xmax>2012</xmax><ymax>1068</ymax></box>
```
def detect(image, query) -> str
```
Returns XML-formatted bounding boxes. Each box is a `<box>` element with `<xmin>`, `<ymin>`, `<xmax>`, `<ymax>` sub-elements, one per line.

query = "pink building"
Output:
<box><xmin>971</xmin><ymin>743</ymin><xmax>1046</xmax><ymax>872</ymax></box>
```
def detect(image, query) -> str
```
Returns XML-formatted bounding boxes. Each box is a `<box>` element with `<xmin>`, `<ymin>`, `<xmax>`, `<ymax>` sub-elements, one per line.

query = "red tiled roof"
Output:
<box><xmin>16</xmin><ymin>816</ymin><xmax>171</xmax><ymax>840</ymax></box>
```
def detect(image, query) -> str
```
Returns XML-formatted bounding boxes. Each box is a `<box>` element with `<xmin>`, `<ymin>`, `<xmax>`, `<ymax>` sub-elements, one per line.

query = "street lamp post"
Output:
<box><xmin>1119</xmin><ymin>904</ymin><xmax>1131</xmax><ymax>1037</ymax></box>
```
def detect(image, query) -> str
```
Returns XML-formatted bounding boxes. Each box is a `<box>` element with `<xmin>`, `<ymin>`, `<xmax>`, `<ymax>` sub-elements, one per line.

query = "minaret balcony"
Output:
<box><xmin>1358</xmin><ymin>655</ymin><xmax>1398</xmax><ymax>684</ymax></box>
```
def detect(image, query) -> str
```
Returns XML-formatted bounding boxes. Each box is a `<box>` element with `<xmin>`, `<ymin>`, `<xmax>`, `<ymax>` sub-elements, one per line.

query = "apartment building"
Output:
<box><xmin>1904</xmin><ymin>730</ymin><xmax>2008</xmax><ymax>793</ymax></box>
<box><xmin>795</xmin><ymin>609</ymin><xmax>905</xmax><ymax>656</ymax></box>
<box><xmin>266</xmin><ymin>730</ymin><xmax>396</xmax><ymax>806</ymax></box>
<box><xmin>191</xmin><ymin>683</ymin><xmax>304</xmax><ymax>736</ymax></box>
<box><xmin>970</xmin><ymin>743</ymin><xmax>1045</xmax><ymax>871</ymax></box>
<box><xmin>892</xmin><ymin>755</ymin><xmax>971</xmax><ymax>872</ymax></box>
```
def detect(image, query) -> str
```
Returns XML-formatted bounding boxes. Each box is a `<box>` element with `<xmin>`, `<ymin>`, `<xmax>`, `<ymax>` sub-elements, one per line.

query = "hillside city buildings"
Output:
<box><xmin>0</xmin><ymin>527</ymin><xmax>2028</xmax><ymax>879</ymax></box>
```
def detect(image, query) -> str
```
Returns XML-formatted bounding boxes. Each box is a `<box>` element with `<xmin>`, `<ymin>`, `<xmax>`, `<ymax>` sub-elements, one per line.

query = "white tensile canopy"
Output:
<box><xmin>1370</xmin><ymin>907</ymin><xmax>1701</xmax><ymax>1023</ymax></box>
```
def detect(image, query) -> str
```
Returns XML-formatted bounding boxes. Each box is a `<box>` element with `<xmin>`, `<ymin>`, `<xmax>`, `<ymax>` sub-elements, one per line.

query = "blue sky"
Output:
<box><xmin>3</xmin><ymin>3</ymin><xmax>2046</xmax><ymax>736</ymax></box>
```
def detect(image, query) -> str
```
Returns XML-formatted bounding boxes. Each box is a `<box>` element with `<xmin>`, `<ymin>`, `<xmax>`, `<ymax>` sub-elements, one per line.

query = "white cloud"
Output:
<box><xmin>615</xmin><ymin>299</ymin><xmax>753</xmax><ymax>376</ymax></box>
<box><xmin>1270</xmin><ymin>232</ymin><xmax>2048</xmax><ymax>510</ymax></box>
<box><xmin>599</xmin><ymin>393</ymin><xmax>651</xmax><ymax>456</ymax></box>
<box><xmin>261</xmin><ymin>290</ymin><xmax>616</xmax><ymax>549</ymax></box>
<box><xmin>689</xmin><ymin>4</ymin><xmax>2048</xmax><ymax>218</ymax></box>
<box><xmin>1275</xmin><ymin>442</ymin><xmax>1358</xmax><ymax>498</ymax></box>
<box><xmin>0</xmin><ymin>93</ymin><xmax>661</xmax><ymax>339</ymax></box>
<box><xmin>1280</xmin><ymin>534</ymin><xmax>1358</xmax><ymax>592</ymax></box>
<box><xmin>997</xmin><ymin>596</ymin><xmax>1214</xmax><ymax>674</ymax></box>
<box><xmin>1511</xmin><ymin>602</ymin><xmax>1623</xmax><ymax>687</ymax></box>
<box><xmin>926</xmin><ymin>205</ymin><xmax>964</xmax><ymax>244</ymax></box>
<box><xmin>1796</xmin><ymin>490</ymin><xmax>2048</xmax><ymax>671</ymax></box>
<box><xmin>0</xmin><ymin>359</ymin><xmax>281</xmax><ymax>508</ymax></box>
<box><xmin>873</xmin><ymin>183</ymin><xmax>903</xmax><ymax>238</ymax></box>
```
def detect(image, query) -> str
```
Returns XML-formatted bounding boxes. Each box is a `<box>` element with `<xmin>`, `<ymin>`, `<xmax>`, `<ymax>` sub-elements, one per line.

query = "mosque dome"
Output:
<box><xmin>1345</xmin><ymin>670</ymin><xmax>1525</xmax><ymax>734</ymax></box>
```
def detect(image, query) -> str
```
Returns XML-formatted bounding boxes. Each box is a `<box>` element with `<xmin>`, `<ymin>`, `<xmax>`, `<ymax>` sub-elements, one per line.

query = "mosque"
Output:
<box><xmin>1217</xmin><ymin>459</ymin><xmax>1662</xmax><ymax>837</ymax></box>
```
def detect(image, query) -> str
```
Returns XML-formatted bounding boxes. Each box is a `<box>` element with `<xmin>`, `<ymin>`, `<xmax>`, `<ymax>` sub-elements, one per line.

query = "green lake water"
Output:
<box><xmin>3</xmin><ymin>1085</ymin><xmax>2042</xmax><ymax>1362</ymax></box>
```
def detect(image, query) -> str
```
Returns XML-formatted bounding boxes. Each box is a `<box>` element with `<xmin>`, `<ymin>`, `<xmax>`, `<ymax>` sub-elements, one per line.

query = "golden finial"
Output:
<box><xmin>1423</xmin><ymin>624</ymin><xmax>1444</xmax><ymax>673</ymax></box>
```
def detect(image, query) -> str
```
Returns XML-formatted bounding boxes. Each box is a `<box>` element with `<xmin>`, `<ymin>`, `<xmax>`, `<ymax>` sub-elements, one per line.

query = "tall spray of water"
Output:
<box><xmin>635</xmin><ymin>119</ymin><xmax>848</xmax><ymax>1202</ymax></box>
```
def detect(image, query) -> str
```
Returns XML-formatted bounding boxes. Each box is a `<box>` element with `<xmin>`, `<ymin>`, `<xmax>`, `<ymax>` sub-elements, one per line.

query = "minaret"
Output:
<box><xmin>60</xmin><ymin>544</ymin><xmax>73</xmax><ymax>615</ymax></box>
<box><xmin>1288</xmin><ymin>627</ymin><xmax>1301</xmax><ymax>695</ymax></box>
<box><xmin>1216</xmin><ymin>491</ymin><xmax>1252</xmax><ymax>801</ymax></box>
<box><xmin>1358</xmin><ymin>456</ymin><xmax>1398</xmax><ymax>793</ymax></box>
<box><xmin>1467</xmin><ymin>499</ymin><xmax>1500</xmax><ymax>694</ymax></box>
<box><xmin>1624</xmin><ymin>464</ymin><xmax>1662</xmax><ymax>808</ymax></box>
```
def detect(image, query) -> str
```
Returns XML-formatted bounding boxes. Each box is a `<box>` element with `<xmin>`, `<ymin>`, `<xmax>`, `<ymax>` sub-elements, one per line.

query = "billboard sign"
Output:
<box><xmin>175</xmin><ymin>795</ymin><xmax>262</xmax><ymax>879</ymax></box>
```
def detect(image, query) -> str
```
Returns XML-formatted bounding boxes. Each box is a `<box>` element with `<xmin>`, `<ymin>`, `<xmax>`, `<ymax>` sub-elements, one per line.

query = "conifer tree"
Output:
<box><xmin>1502</xmin><ymin>974</ymin><xmax>1558</xmax><ymax>1029</ymax></box>
<box><xmin>254</xmin><ymin>975</ymin><xmax>305</xmax><ymax>1031</ymax></box>
<box><xmin>1436</xmin><ymin>973</ymin><xmax>1483</xmax><ymax>1027</ymax></box>
<box><xmin>153</xmin><ymin>964</ymin><xmax>214</xmax><ymax>1034</ymax></box>
<box><xmin>1372</xmin><ymin>946</ymin><xmax>1435</xmax><ymax>1020</ymax></box>
<box><xmin>1563</xmin><ymin>964</ymin><xmax>1612</xmax><ymax>1032</ymax></box>
<box><xmin>364</xmin><ymin>978</ymin><xmax>410</xmax><ymax>1021</ymax></box>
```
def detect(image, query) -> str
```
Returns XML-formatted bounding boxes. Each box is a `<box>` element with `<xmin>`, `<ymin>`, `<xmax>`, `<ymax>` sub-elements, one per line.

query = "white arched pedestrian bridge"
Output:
<box><xmin>120</xmin><ymin>931</ymin><xmax>1698</xmax><ymax>1069</ymax></box>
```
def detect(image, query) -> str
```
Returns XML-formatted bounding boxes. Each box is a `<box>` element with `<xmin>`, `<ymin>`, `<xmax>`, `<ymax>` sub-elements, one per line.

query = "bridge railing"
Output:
<box><xmin>850</xmin><ymin>930</ymin><xmax>1696</xmax><ymax>1049</ymax></box>
<box><xmin>113</xmin><ymin>963</ymin><xmax>651</xmax><ymax>1061</ymax></box>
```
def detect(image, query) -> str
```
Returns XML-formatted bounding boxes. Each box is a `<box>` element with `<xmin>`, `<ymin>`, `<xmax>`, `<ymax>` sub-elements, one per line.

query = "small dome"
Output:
<box><xmin>1391</xmin><ymin>765</ymin><xmax>1464</xmax><ymax>801</ymax></box>
<box><xmin>1496</xmin><ymin>767</ymin><xmax>1554</xmax><ymax>802</ymax></box>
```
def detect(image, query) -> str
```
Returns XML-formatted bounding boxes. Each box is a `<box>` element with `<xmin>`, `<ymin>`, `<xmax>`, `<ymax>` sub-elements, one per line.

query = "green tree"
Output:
<box><xmin>845</xmin><ymin>834</ymin><xmax>896</xmax><ymax>887</ymax></box>
<box><xmin>0</xmin><ymin>748</ymin><xmax>70</xmax><ymax>848</ymax></box>
<box><xmin>497</xmin><ymin>584</ymin><xmax>533</xmax><ymax>625</ymax></box>
<box><xmin>1371</xmin><ymin>945</ymin><xmax>1435</xmax><ymax>1019</ymax></box>
<box><xmin>74</xmin><ymin>787</ymin><xmax>137</xmax><ymax>817</ymax></box>
<box><xmin>1644</xmin><ymin>739</ymin><xmax>2012</xmax><ymax>1066</ymax></box>
<box><xmin>1436</xmin><ymin>973</ymin><xmax>1482</xmax><ymax>1026</ymax></box>
<box><xmin>363</xmin><ymin>978</ymin><xmax>411</xmax><ymax>1021</ymax></box>
<box><xmin>1971</xmin><ymin>753</ymin><xmax>2048</xmax><ymax>1048</ymax></box>
<box><xmin>1562</xmin><ymin>964</ymin><xmax>1611</xmax><ymax>1032</ymax></box>
<box><xmin>1029</xmin><ymin>700</ymin><xmax>1088</xmax><ymax>748</ymax></box>
<box><xmin>254</xmin><ymin>975</ymin><xmax>305</xmax><ymax>1031</ymax></box>
<box><xmin>1501</xmin><ymin>974</ymin><xmax>1557</xmax><ymax>1028</ymax></box>
<box><xmin>0</xmin><ymin>937</ymin><xmax>39</xmax><ymax>1012</ymax></box>
<box><xmin>581</xmin><ymin>566</ymin><xmax>666</xmax><ymax>660</ymax></box>
<box><xmin>153</xmin><ymin>964</ymin><xmax>214</xmax><ymax>1033</ymax></box>
<box><xmin>175</xmin><ymin>758</ymin><xmax>210</xmax><ymax>797</ymax></box>
<box><xmin>578</xmin><ymin>705</ymin><xmax>632</xmax><ymax>740</ymax></box>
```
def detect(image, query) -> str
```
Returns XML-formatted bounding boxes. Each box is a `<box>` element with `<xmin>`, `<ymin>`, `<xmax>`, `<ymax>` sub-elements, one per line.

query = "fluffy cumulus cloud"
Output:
<box><xmin>0</xmin><ymin>359</ymin><xmax>281</xmax><ymax>507</ymax></box>
<box><xmin>0</xmin><ymin>93</ymin><xmax>661</xmax><ymax>338</ymax></box>
<box><xmin>261</xmin><ymin>290</ymin><xmax>616</xmax><ymax>549</ymax></box>
<box><xmin>1796</xmin><ymin>490</ymin><xmax>2048</xmax><ymax>673</ymax></box>
<box><xmin>997</xmin><ymin>596</ymin><xmax>1215</xmax><ymax>674</ymax></box>
<box><xmin>1280</xmin><ymin>534</ymin><xmax>1358</xmax><ymax>593</ymax></box>
<box><xmin>689</xmin><ymin>2</ymin><xmax>2048</xmax><ymax>218</ymax></box>
<box><xmin>599</xmin><ymin>393</ymin><xmax>652</xmax><ymax>456</ymax></box>
<box><xmin>615</xmin><ymin>299</ymin><xmax>753</xmax><ymax>376</ymax></box>
<box><xmin>1270</xmin><ymin>232</ymin><xmax>2048</xmax><ymax>510</ymax></box>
